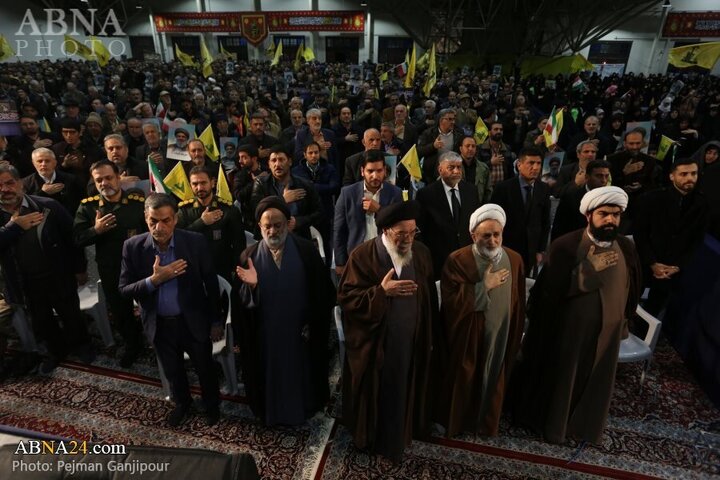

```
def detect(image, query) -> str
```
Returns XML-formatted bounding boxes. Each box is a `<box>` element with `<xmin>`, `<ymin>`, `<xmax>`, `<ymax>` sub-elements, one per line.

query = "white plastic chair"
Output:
<box><xmin>12</xmin><ymin>280</ymin><xmax>114</xmax><ymax>351</ymax></box>
<box><xmin>618</xmin><ymin>305</ymin><xmax>662</xmax><ymax>386</ymax></box>
<box><xmin>310</xmin><ymin>226</ymin><xmax>325</xmax><ymax>261</ymax></box>
<box><xmin>333</xmin><ymin>306</ymin><xmax>345</xmax><ymax>377</ymax></box>
<box><xmin>157</xmin><ymin>275</ymin><xmax>238</xmax><ymax>399</ymax></box>
<box><xmin>245</xmin><ymin>230</ymin><xmax>257</xmax><ymax>247</ymax></box>
<box><xmin>78</xmin><ymin>280</ymin><xmax>115</xmax><ymax>347</ymax></box>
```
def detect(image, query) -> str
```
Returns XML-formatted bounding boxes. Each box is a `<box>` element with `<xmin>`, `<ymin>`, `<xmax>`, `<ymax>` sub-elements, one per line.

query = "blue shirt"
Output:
<box><xmin>518</xmin><ymin>176</ymin><xmax>535</xmax><ymax>204</ymax></box>
<box><xmin>144</xmin><ymin>235</ymin><xmax>181</xmax><ymax>316</ymax></box>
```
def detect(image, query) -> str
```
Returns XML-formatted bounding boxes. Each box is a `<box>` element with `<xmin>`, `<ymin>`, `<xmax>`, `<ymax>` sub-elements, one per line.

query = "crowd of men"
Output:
<box><xmin>0</xmin><ymin>56</ymin><xmax>718</xmax><ymax>459</ymax></box>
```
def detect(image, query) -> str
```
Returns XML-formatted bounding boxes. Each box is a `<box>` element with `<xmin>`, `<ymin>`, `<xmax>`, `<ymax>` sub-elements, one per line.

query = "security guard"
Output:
<box><xmin>177</xmin><ymin>166</ymin><xmax>246</xmax><ymax>280</ymax></box>
<box><xmin>74</xmin><ymin>160</ymin><xmax>146</xmax><ymax>367</ymax></box>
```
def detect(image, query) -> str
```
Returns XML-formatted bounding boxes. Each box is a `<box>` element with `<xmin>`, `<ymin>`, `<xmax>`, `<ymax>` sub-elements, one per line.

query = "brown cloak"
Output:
<box><xmin>337</xmin><ymin>238</ymin><xmax>438</xmax><ymax>451</ymax></box>
<box><xmin>437</xmin><ymin>245</ymin><xmax>525</xmax><ymax>437</ymax></box>
<box><xmin>511</xmin><ymin>229</ymin><xmax>642</xmax><ymax>444</ymax></box>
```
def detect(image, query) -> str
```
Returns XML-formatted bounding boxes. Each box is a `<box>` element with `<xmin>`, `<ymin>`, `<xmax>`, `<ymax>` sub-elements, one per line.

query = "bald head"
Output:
<box><xmin>362</xmin><ymin>128</ymin><xmax>381</xmax><ymax>151</ymax></box>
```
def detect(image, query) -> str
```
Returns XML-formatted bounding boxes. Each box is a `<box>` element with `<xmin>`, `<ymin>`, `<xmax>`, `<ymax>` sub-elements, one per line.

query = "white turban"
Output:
<box><xmin>579</xmin><ymin>186</ymin><xmax>629</xmax><ymax>214</ymax></box>
<box><xmin>469</xmin><ymin>204</ymin><xmax>506</xmax><ymax>233</ymax></box>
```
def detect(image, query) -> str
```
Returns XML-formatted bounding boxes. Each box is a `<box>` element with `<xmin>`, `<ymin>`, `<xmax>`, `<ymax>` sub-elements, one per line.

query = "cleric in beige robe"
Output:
<box><xmin>436</xmin><ymin>204</ymin><xmax>525</xmax><ymax>437</ymax></box>
<box><xmin>338</xmin><ymin>201</ymin><xmax>438</xmax><ymax>462</ymax></box>
<box><xmin>511</xmin><ymin>186</ymin><xmax>642</xmax><ymax>444</ymax></box>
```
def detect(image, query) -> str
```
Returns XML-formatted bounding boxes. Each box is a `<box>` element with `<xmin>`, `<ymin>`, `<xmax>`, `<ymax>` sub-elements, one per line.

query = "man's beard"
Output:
<box><xmin>474</xmin><ymin>243</ymin><xmax>503</xmax><ymax>265</ymax></box>
<box><xmin>491</xmin><ymin>133</ymin><xmax>503</xmax><ymax>142</ymax></box>
<box><xmin>99</xmin><ymin>186</ymin><xmax>118</xmax><ymax>198</ymax></box>
<box><xmin>386</xmin><ymin>241</ymin><xmax>413</xmax><ymax>268</ymax></box>
<box><xmin>262</xmin><ymin>229</ymin><xmax>288</xmax><ymax>250</ymax></box>
<box><xmin>175</xmin><ymin>140</ymin><xmax>187</xmax><ymax>149</ymax></box>
<box><xmin>589</xmin><ymin>222</ymin><xmax>619</xmax><ymax>242</ymax></box>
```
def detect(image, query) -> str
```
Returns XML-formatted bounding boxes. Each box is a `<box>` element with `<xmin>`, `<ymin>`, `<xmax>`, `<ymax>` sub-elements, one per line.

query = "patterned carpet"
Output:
<box><xmin>0</xmin><ymin>337</ymin><xmax>718</xmax><ymax>479</ymax></box>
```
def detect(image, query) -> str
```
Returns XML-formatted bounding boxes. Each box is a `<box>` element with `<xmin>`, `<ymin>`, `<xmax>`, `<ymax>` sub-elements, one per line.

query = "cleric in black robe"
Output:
<box><xmin>235</xmin><ymin>196</ymin><xmax>335</xmax><ymax>425</ymax></box>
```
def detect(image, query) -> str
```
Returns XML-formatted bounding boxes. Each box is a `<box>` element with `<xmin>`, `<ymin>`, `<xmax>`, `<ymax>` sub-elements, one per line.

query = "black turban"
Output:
<box><xmin>255</xmin><ymin>196</ymin><xmax>291</xmax><ymax>222</ymax></box>
<box><xmin>375</xmin><ymin>200</ymin><xmax>420</xmax><ymax>229</ymax></box>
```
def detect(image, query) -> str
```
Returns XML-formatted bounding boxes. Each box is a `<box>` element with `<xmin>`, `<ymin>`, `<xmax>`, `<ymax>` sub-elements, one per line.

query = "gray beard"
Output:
<box><xmin>386</xmin><ymin>241</ymin><xmax>413</xmax><ymax>268</ymax></box>
<box><xmin>473</xmin><ymin>243</ymin><xmax>503</xmax><ymax>266</ymax></box>
<box><xmin>262</xmin><ymin>229</ymin><xmax>288</xmax><ymax>250</ymax></box>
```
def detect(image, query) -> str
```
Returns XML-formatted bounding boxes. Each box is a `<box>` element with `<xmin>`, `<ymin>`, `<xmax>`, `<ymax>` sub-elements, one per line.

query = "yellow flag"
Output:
<box><xmin>416</xmin><ymin>48</ymin><xmax>430</xmax><ymax>71</ymax></box>
<box><xmin>220</xmin><ymin>44</ymin><xmax>236</xmax><ymax>61</ymax></box>
<box><xmin>243</xmin><ymin>101</ymin><xmax>251</xmax><ymax>133</ymax></box>
<box><xmin>404</xmin><ymin>43</ymin><xmax>416</xmax><ymax>89</ymax></box>
<box><xmin>175</xmin><ymin>44</ymin><xmax>197</xmax><ymax>67</ymax></box>
<box><xmin>265</xmin><ymin>42</ymin><xmax>275</xmax><ymax>58</ymax></box>
<box><xmin>656</xmin><ymin>135</ymin><xmax>675</xmax><ymax>162</ymax></box>
<box><xmin>163</xmin><ymin>162</ymin><xmax>194</xmax><ymax>201</ymax></box>
<box><xmin>200</xmin><ymin>38</ymin><xmax>214</xmax><ymax>78</ymax></box>
<box><xmin>668</xmin><ymin>42</ymin><xmax>720</xmax><ymax>70</ymax></box>
<box><xmin>0</xmin><ymin>35</ymin><xmax>16</xmax><ymax>62</ymax></box>
<box><xmin>271</xmin><ymin>41</ymin><xmax>283</xmax><ymax>66</ymax></box>
<box><xmin>379</xmin><ymin>71</ymin><xmax>388</xmax><ymax>83</ymax></box>
<box><xmin>302</xmin><ymin>45</ymin><xmax>315</xmax><ymax>62</ymax></box>
<box><xmin>216</xmin><ymin>164</ymin><xmax>233</xmax><ymax>204</ymax></box>
<box><xmin>294</xmin><ymin>43</ymin><xmax>304</xmax><ymax>71</ymax></box>
<box><xmin>63</xmin><ymin>35</ymin><xmax>96</xmax><ymax>63</ymax></box>
<box><xmin>422</xmin><ymin>44</ymin><xmax>436</xmax><ymax>97</ymax></box>
<box><xmin>89</xmin><ymin>37</ymin><xmax>110</xmax><ymax>66</ymax></box>
<box><xmin>474</xmin><ymin>117</ymin><xmax>489</xmax><ymax>145</ymax></box>
<box><xmin>400</xmin><ymin>144</ymin><xmax>422</xmax><ymax>181</ymax></box>
<box><xmin>199</xmin><ymin>124</ymin><xmax>219</xmax><ymax>161</ymax></box>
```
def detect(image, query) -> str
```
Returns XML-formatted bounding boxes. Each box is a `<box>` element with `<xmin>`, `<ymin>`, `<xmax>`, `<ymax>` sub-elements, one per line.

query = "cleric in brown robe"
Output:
<box><xmin>437</xmin><ymin>204</ymin><xmax>525</xmax><ymax>437</ymax></box>
<box><xmin>338</xmin><ymin>200</ymin><xmax>438</xmax><ymax>462</ymax></box>
<box><xmin>511</xmin><ymin>186</ymin><xmax>642</xmax><ymax>444</ymax></box>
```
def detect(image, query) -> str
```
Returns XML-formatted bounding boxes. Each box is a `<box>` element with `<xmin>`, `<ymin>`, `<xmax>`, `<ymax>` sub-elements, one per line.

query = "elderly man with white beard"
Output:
<box><xmin>338</xmin><ymin>200</ymin><xmax>438</xmax><ymax>462</ymax></box>
<box><xmin>435</xmin><ymin>204</ymin><xmax>525</xmax><ymax>437</ymax></box>
<box><xmin>234</xmin><ymin>196</ymin><xmax>335</xmax><ymax>426</ymax></box>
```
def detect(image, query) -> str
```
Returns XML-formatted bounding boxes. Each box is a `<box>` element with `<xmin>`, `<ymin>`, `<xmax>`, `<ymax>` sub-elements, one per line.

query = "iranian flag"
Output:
<box><xmin>148</xmin><ymin>158</ymin><xmax>169</xmax><ymax>193</ymax></box>
<box><xmin>394</xmin><ymin>62</ymin><xmax>409</xmax><ymax>77</ymax></box>
<box><xmin>543</xmin><ymin>106</ymin><xmax>564</xmax><ymax>148</ymax></box>
<box><xmin>572</xmin><ymin>76</ymin><xmax>584</xmax><ymax>91</ymax></box>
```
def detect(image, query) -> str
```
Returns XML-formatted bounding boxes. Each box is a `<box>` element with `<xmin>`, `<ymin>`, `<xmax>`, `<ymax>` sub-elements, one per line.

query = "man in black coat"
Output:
<box><xmin>551</xmin><ymin>159</ymin><xmax>611</xmax><ymax>241</ymax></box>
<box><xmin>416</xmin><ymin>151</ymin><xmax>481</xmax><ymax>279</ymax></box>
<box><xmin>490</xmin><ymin>147</ymin><xmax>551</xmax><ymax>273</ymax></box>
<box><xmin>250</xmin><ymin>145</ymin><xmax>323</xmax><ymax>240</ymax></box>
<box><xmin>416</xmin><ymin>108</ymin><xmax>465</xmax><ymax>184</ymax></box>
<box><xmin>0</xmin><ymin>164</ymin><xmax>93</xmax><ymax>374</ymax></box>
<box><xmin>22</xmin><ymin>147</ymin><xmax>84</xmax><ymax>215</ymax></box>
<box><xmin>634</xmin><ymin>157</ymin><xmax>709</xmax><ymax>317</ymax></box>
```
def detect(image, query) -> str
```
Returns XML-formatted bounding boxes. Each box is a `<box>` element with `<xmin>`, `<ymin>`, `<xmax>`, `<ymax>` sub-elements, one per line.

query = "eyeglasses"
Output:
<box><xmin>389</xmin><ymin>227</ymin><xmax>420</xmax><ymax>240</ymax></box>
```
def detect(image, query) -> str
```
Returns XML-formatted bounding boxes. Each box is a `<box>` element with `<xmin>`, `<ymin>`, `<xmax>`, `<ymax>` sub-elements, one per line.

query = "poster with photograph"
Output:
<box><xmin>623</xmin><ymin>121</ymin><xmax>653</xmax><ymax>154</ymax></box>
<box><xmin>349</xmin><ymin>65</ymin><xmax>363</xmax><ymax>80</ymax></box>
<box><xmin>219</xmin><ymin>137</ymin><xmax>239</xmax><ymax>172</ymax></box>
<box><xmin>541</xmin><ymin>151</ymin><xmax>564</xmax><ymax>185</ymax></box>
<box><xmin>0</xmin><ymin>100</ymin><xmax>20</xmax><ymax>136</ymax></box>
<box><xmin>385</xmin><ymin>155</ymin><xmax>398</xmax><ymax>185</ymax></box>
<box><xmin>166</xmin><ymin>122</ymin><xmax>196</xmax><ymax>161</ymax></box>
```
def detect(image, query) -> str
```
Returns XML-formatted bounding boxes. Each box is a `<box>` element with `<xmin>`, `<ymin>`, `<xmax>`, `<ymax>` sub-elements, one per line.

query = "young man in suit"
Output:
<box><xmin>416</xmin><ymin>151</ymin><xmax>481</xmax><ymax>279</ymax></box>
<box><xmin>118</xmin><ymin>193</ymin><xmax>223</xmax><ymax>427</ymax></box>
<box><xmin>490</xmin><ymin>147</ymin><xmax>551</xmax><ymax>274</ymax></box>
<box><xmin>333</xmin><ymin>150</ymin><xmax>403</xmax><ymax>276</ymax></box>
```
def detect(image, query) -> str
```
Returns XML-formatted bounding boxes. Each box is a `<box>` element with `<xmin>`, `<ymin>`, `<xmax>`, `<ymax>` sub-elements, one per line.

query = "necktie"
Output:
<box><xmin>450</xmin><ymin>188</ymin><xmax>460</xmax><ymax>225</ymax></box>
<box><xmin>524</xmin><ymin>185</ymin><xmax>533</xmax><ymax>215</ymax></box>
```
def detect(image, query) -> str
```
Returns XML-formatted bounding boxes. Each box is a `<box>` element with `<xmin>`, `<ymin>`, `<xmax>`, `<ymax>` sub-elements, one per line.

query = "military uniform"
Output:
<box><xmin>177</xmin><ymin>196</ymin><xmax>246</xmax><ymax>280</ymax></box>
<box><xmin>73</xmin><ymin>191</ymin><xmax>147</xmax><ymax>364</ymax></box>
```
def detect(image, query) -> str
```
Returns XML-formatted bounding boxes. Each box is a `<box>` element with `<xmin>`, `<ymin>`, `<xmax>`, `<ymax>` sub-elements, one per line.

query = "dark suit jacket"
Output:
<box><xmin>250</xmin><ymin>174</ymin><xmax>323</xmax><ymax>240</ymax></box>
<box><xmin>416</xmin><ymin>127</ymin><xmax>465</xmax><ymax>184</ymax></box>
<box><xmin>416</xmin><ymin>179</ymin><xmax>481</xmax><ymax>278</ymax></box>
<box><xmin>342</xmin><ymin>151</ymin><xmax>366</xmax><ymax>186</ymax></box>
<box><xmin>490</xmin><ymin>177</ymin><xmax>551</xmax><ymax>269</ymax></box>
<box><xmin>0</xmin><ymin>195</ymin><xmax>86</xmax><ymax>304</ymax></box>
<box><xmin>551</xmin><ymin>186</ymin><xmax>587</xmax><ymax>241</ymax></box>
<box><xmin>22</xmin><ymin>170</ymin><xmax>84</xmax><ymax>215</ymax></box>
<box><xmin>118</xmin><ymin>229</ymin><xmax>221</xmax><ymax>343</ymax></box>
<box><xmin>333</xmin><ymin>181</ymin><xmax>403</xmax><ymax>266</ymax></box>
<box><xmin>293</xmin><ymin>127</ymin><xmax>338</xmax><ymax>167</ymax></box>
